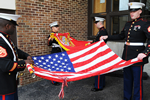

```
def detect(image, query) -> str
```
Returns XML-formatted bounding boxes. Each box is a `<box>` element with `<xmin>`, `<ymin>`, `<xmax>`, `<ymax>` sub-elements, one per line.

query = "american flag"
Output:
<box><xmin>32</xmin><ymin>40</ymin><xmax>142</xmax><ymax>82</ymax></box>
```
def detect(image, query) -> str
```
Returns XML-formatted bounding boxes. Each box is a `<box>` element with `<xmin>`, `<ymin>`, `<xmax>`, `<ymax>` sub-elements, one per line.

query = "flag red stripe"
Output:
<box><xmin>67</xmin><ymin>41</ymin><xmax>106</xmax><ymax>54</ymax></box>
<box><xmin>75</xmin><ymin>54</ymin><xmax>119</xmax><ymax>73</ymax></box>
<box><xmin>69</xmin><ymin>42</ymin><xmax>107</xmax><ymax>63</ymax></box>
<box><xmin>72</xmin><ymin>48</ymin><xmax>112</xmax><ymax>69</ymax></box>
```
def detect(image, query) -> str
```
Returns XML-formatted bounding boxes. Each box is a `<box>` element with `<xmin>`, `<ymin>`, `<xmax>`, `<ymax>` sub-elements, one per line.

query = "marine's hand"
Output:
<box><xmin>25</xmin><ymin>56</ymin><xmax>34</xmax><ymax>65</ymax></box>
<box><xmin>100</xmin><ymin>36</ymin><xmax>108</xmax><ymax>41</ymax></box>
<box><xmin>137</xmin><ymin>53</ymin><xmax>146</xmax><ymax>60</ymax></box>
<box><xmin>48</xmin><ymin>37</ymin><xmax>54</xmax><ymax>41</ymax></box>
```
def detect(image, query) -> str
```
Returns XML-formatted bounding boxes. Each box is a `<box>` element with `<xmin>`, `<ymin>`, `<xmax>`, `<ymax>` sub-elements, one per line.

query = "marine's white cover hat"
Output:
<box><xmin>49</xmin><ymin>21</ymin><xmax>59</xmax><ymax>27</ymax></box>
<box><xmin>95</xmin><ymin>17</ymin><xmax>105</xmax><ymax>23</ymax></box>
<box><xmin>128</xmin><ymin>2</ymin><xmax>145</xmax><ymax>11</ymax></box>
<box><xmin>0</xmin><ymin>13</ymin><xmax>21</xmax><ymax>25</ymax></box>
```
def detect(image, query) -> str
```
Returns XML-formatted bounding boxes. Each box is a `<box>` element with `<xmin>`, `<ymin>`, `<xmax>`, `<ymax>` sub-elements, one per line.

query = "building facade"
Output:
<box><xmin>0</xmin><ymin>0</ymin><xmax>150</xmax><ymax>86</ymax></box>
<box><xmin>0</xmin><ymin>0</ymin><xmax>88</xmax><ymax>86</ymax></box>
<box><xmin>88</xmin><ymin>0</ymin><xmax>150</xmax><ymax>77</ymax></box>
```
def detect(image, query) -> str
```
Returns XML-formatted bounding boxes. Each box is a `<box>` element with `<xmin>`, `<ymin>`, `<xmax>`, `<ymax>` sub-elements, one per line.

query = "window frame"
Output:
<box><xmin>87</xmin><ymin>0</ymin><xmax>142</xmax><ymax>41</ymax></box>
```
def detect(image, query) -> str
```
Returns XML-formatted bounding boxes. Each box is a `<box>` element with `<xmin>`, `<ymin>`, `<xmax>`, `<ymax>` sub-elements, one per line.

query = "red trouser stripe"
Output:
<box><xmin>140</xmin><ymin>65</ymin><xmax>143</xmax><ymax>100</ymax></box>
<box><xmin>2</xmin><ymin>95</ymin><xmax>5</xmax><ymax>100</ymax></box>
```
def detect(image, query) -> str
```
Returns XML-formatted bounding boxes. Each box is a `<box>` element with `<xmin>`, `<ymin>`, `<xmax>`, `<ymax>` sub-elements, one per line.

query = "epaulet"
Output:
<box><xmin>141</xmin><ymin>18</ymin><xmax>147</xmax><ymax>22</ymax></box>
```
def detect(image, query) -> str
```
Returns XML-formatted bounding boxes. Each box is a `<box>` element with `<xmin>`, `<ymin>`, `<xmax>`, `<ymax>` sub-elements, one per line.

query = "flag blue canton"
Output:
<box><xmin>32</xmin><ymin>52</ymin><xmax>75</xmax><ymax>72</ymax></box>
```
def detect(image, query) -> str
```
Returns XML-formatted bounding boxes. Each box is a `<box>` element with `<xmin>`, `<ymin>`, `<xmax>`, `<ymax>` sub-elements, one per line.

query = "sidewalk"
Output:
<box><xmin>18</xmin><ymin>75</ymin><xmax>150</xmax><ymax>100</ymax></box>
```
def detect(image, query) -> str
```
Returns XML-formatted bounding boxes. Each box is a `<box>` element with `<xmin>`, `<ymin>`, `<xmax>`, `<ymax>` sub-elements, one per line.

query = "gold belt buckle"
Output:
<box><xmin>126</xmin><ymin>42</ymin><xmax>130</xmax><ymax>45</ymax></box>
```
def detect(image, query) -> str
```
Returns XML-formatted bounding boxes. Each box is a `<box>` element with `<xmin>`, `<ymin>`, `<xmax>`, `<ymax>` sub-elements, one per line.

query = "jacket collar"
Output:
<box><xmin>0</xmin><ymin>31</ymin><xmax>10</xmax><ymax>39</ymax></box>
<box><xmin>99</xmin><ymin>26</ymin><xmax>104</xmax><ymax>30</ymax></box>
<box><xmin>132</xmin><ymin>17</ymin><xmax>142</xmax><ymax>22</ymax></box>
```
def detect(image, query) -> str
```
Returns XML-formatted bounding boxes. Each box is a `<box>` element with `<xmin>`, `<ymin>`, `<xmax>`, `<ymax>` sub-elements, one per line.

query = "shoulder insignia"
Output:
<box><xmin>142</xmin><ymin>18</ymin><xmax>147</xmax><ymax>22</ymax></box>
<box><xmin>0</xmin><ymin>46</ymin><xmax>7</xmax><ymax>57</ymax></box>
<box><xmin>147</xmin><ymin>26</ymin><xmax>150</xmax><ymax>33</ymax></box>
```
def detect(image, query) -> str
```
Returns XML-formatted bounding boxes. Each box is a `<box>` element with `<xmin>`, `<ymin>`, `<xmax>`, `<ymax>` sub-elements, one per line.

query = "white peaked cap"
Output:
<box><xmin>95</xmin><ymin>17</ymin><xmax>105</xmax><ymax>22</ymax></box>
<box><xmin>49</xmin><ymin>21</ymin><xmax>59</xmax><ymax>27</ymax></box>
<box><xmin>0</xmin><ymin>13</ymin><xmax>20</xmax><ymax>22</ymax></box>
<box><xmin>128</xmin><ymin>2</ymin><xmax>145</xmax><ymax>9</ymax></box>
<box><xmin>0</xmin><ymin>13</ymin><xmax>21</xmax><ymax>25</ymax></box>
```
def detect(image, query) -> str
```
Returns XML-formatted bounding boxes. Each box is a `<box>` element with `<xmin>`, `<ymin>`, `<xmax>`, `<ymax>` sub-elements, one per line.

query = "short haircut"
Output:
<box><xmin>0</xmin><ymin>18</ymin><xmax>12</xmax><ymax>28</ymax></box>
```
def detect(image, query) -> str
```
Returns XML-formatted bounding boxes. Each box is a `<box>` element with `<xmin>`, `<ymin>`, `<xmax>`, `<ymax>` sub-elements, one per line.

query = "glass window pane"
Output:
<box><xmin>112</xmin><ymin>0</ymin><xmax>129</xmax><ymax>11</ymax></box>
<box><xmin>111</xmin><ymin>15</ymin><xmax>128</xmax><ymax>35</ymax></box>
<box><xmin>93</xmin><ymin>0</ymin><xmax>106</xmax><ymax>13</ymax></box>
<box><xmin>145</xmin><ymin>0</ymin><xmax>150</xmax><ymax>15</ymax></box>
<box><xmin>112</xmin><ymin>0</ymin><xmax>119</xmax><ymax>12</ymax></box>
<box><xmin>119</xmin><ymin>0</ymin><xmax>129</xmax><ymax>11</ymax></box>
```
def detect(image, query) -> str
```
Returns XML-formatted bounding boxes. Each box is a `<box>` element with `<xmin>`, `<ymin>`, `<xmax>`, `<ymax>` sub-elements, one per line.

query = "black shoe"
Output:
<box><xmin>52</xmin><ymin>82</ymin><xmax>61</xmax><ymax>86</ymax></box>
<box><xmin>91</xmin><ymin>88</ymin><xmax>103</xmax><ymax>92</ymax></box>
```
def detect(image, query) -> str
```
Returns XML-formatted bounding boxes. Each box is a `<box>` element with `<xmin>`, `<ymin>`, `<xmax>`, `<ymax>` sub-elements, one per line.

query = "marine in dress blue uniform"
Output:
<box><xmin>100</xmin><ymin>2</ymin><xmax>150</xmax><ymax>100</ymax></box>
<box><xmin>0</xmin><ymin>13</ymin><xmax>34</xmax><ymax>100</ymax></box>
<box><xmin>91</xmin><ymin>17</ymin><xmax>108</xmax><ymax>92</ymax></box>
<box><xmin>47</xmin><ymin>21</ymin><xmax>62</xmax><ymax>86</ymax></box>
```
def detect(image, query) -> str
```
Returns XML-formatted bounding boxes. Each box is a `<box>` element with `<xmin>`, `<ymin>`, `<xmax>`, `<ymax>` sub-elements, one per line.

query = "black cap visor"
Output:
<box><xmin>10</xmin><ymin>20</ymin><xmax>19</xmax><ymax>26</ymax></box>
<box><xmin>129</xmin><ymin>8</ymin><xmax>141</xmax><ymax>12</ymax></box>
<box><xmin>52</xmin><ymin>25</ymin><xmax>59</xmax><ymax>27</ymax></box>
<box><xmin>94</xmin><ymin>21</ymin><xmax>99</xmax><ymax>24</ymax></box>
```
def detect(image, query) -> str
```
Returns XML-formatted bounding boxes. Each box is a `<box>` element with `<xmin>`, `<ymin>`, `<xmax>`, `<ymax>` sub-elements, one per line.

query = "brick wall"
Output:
<box><xmin>16</xmin><ymin>0</ymin><xmax>88</xmax><ymax>86</ymax></box>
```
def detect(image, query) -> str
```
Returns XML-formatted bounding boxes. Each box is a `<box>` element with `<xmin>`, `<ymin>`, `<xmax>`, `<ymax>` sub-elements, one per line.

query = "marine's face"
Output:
<box><xmin>95</xmin><ymin>21</ymin><xmax>101</xmax><ymax>29</ymax></box>
<box><xmin>130</xmin><ymin>9</ymin><xmax>142</xmax><ymax>20</ymax></box>
<box><xmin>5</xmin><ymin>23</ymin><xmax>16</xmax><ymax>35</ymax></box>
<box><xmin>52</xmin><ymin>26</ymin><xmax>59</xmax><ymax>33</ymax></box>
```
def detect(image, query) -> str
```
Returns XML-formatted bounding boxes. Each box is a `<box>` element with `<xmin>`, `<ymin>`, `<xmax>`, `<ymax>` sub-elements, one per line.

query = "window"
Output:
<box><xmin>88</xmin><ymin>0</ymin><xmax>150</xmax><ymax>40</ymax></box>
<box><xmin>142</xmin><ymin>0</ymin><xmax>150</xmax><ymax>20</ymax></box>
<box><xmin>111</xmin><ymin>0</ymin><xmax>129</xmax><ymax>11</ymax></box>
<box><xmin>111</xmin><ymin>15</ymin><xmax>128</xmax><ymax>35</ymax></box>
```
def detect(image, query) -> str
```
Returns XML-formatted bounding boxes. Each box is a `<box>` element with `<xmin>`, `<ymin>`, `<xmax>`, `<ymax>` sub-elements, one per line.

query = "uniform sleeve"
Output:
<box><xmin>108</xmin><ymin>26</ymin><xmax>126</xmax><ymax>40</ymax></box>
<box><xmin>47</xmin><ymin>34</ymin><xmax>59</xmax><ymax>46</ymax></box>
<box><xmin>47</xmin><ymin>35</ymin><xmax>53</xmax><ymax>46</ymax></box>
<box><xmin>17</xmin><ymin>47</ymin><xmax>29</xmax><ymax>59</ymax></box>
<box><xmin>102</xmin><ymin>29</ymin><xmax>108</xmax><ymax>43</ymax></box>
<box><xmin>0</xmin><ymin>43</ymin><xmax>26</xmax><ymax>73</ymax></box>
<box><xmin>95</xmin><ymin>29</ymin><xmax>108</xmax><ymax>42</ymax></box>
<box><xmin>141</xmin><ymin>21</ymin><xmax>150</xmax><ymax>56</ymax></box>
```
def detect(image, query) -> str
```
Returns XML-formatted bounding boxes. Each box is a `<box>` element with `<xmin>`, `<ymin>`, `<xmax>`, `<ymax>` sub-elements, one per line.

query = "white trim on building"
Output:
<box><xmin>0</xmin><ymin>0</ymin><xmax>16</xmax><ymax>10</ymax></box>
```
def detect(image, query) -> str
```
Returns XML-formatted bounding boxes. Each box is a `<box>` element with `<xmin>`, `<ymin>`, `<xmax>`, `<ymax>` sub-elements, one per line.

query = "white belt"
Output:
<box><xmin>52</xmin><ymin>43</ymin><xmax>61</xmax><ymax>48</ymax></box>
<box><xmin>52</xmin><ymin>43</ymin><xmax>63</xmax><ymax>52</ymax></box>
<box><xmin>125</xmin><ymin>42</ymin><xmax>144</xmax><ymax>46</ymax></box>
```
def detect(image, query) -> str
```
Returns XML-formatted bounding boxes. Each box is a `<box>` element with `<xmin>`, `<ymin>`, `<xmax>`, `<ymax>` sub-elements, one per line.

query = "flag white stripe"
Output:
<box><xmin>72</xmin><ymin>45</ymin><xmax>109</xmax><ymax>64</ymax></box>
<box><xmin>90</xmin><ymin>57</ymin><xmax>122</xmax><ymax>72</ymax></box>
<box><xmin>35</xmin><ymin>71</ymin><xmax>61</xmax><ymax>78</ymax></box>
<box><xmin>66</xmin><ymin>57</ymin><xmax>122</xmax><ymax>79</ymax></box>
<box><xmin>74</xmin><ymin>51</ymin><xmax>118</xmax><ymax>72</ymax></box>
<box><xmin>68</xmin><ymin>40</ymin><xmax>103</xmax><ymax>59</ymax></box>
